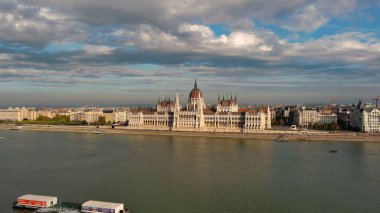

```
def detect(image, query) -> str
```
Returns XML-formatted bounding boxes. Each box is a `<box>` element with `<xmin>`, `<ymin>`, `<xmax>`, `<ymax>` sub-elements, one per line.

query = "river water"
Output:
<box><xmin>0</xmin><ymin>129</ymin><xmax>379</xmax><ymax>213</ymax></box>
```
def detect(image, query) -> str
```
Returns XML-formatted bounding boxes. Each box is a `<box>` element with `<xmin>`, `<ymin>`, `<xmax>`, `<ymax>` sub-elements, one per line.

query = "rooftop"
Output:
<box><xmin>18</xmin><ymin>194</ymin><xmax>57</xmax><ymax>201</ymax></box>
<box><xmin>82</xmin><ymin>200</ymin><xmax>123</xmax><ymax>209</ymax></box>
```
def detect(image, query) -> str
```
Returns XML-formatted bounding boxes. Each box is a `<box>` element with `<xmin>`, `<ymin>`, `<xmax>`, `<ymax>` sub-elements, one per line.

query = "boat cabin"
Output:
<box><xmin>81</xmin><ymin>200</ymin><xmax>126</xmax><ymax>213</ymax></box>
<box><xmin>16</xmin><ymin>194</ymin><xmax>57</xmax><ymax>209</ymax></box>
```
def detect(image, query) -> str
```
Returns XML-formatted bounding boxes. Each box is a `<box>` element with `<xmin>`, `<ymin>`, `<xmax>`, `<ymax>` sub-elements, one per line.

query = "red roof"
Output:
<box><xmin>218</xmin><ymin>100</ymin><xmax>237</xmax><ymax>106</ymax></box>
<box><xmin>189</xmin><ymin>88</ymin><xmax>203</xmax><ymax>99</ymax></box>
<box><xmin>239</xmin><ymin>108</ymin><xmax>258</xmax><ymax>113</ymax></box>
<box><xmin>159</xmin><ymin>101</ymin><xmax>175</xmax><ymax>107</ymax></box>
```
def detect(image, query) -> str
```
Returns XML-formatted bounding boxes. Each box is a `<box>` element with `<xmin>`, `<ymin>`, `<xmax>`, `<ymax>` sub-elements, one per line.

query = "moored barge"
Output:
<box><xmin>13</xmin><ymin>194</ymin><xmax>129</xmax><ymax>213</ymax></box>
<box><xmin>13</xmin><ymin>194</ymin><xmax>58</xmax><ymax>210</ymax></box>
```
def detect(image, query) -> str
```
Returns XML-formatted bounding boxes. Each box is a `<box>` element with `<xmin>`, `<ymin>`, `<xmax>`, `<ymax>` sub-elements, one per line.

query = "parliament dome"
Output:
<box><xmin>189</xmin><ymin>79</ymin><xmax>203</xmax><ymax>99</ymax></box>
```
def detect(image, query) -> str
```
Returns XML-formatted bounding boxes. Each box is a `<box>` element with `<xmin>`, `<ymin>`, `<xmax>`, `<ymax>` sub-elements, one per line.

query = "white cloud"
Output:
<box><xmin>0</xmin><ymin>54</ymin><xmax>13</xmax><ymax>61</ymax></box>
<box><xmin>0</xmin><ymin>1</ymin><xmax>83</xmax><ymax>45</ymax></box>
<box><xmin>84</xmin><ymin>45</ymin><xmax>114</xmax><ymax>55</ymax></box>
<box><xmin>178</xmin><ymin>24</ymin><xmax>214</xmax><ymax>38</ymax></box>
<box><xmin>317</xmin><ymin>0</ymin><xmax>358</xmax><ymax>16</ymax></box>
<box><xmin>113</xmin><ymin>23</ymin><xmax>279</xmax><ymax>56</ymax></box>
<box><xmin>284</xmin><ymin>4</ymin><xmax>328</xmax><ymax>32</ymax></box>
<box><xmin>225</xmin><ymin>32</ymin><xmax>263</xmax><ymax>47</ymax></box>
<box><xmin>25</xmin><ymin>0</ymin><xmax>367</xmax><ymax>33</ymax></box>
<box><xmin>38</xmin><ymin>7</ymin><xmax>66</xmax><ymax>21</ymax></box>
<box><xmin>284</xmin><ymin>32</ymin><xmax>380</xmax><ymax>62</ymax></box>
<box><xmin>120</xmin><ymin>25</ymin><xmax>183</xmax><ymax>49</ymax></box>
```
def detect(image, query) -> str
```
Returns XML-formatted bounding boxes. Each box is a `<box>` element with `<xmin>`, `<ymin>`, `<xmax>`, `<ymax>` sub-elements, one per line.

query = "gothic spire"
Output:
<box><xmin>175</xmin><ymin>91</ymin><xmax>179</xmax><ymax>105</ymax></box>
<box><xmin>194</xmin><ymin>78</ymin><xmax>198</xmax><ymax>88</ymax></box>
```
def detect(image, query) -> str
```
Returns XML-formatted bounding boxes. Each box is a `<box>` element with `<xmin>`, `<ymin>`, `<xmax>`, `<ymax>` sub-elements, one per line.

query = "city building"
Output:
<box><xmin>115</xmin><ymin>109</ymin><xmax>127</xmax><ymax>123</ymax></box>
<box><xmin>103</xmin><ymin>109</ymin><xmax>116</xmax><ymax>123</ymax></box>
<box><xmin>350</xmin><ymin>100</ymin><xmax>380</xmax><ymax>132</ymax></box>
<box><xmin>0</xmin><ymin>107</ymin><xmax>37</xmax><ymax>121</ymax></box>
<box><xmin>293</xmin><ymin>107</ymin><xmax>319</xmax><ymax>127</ymax></box>
<box><xmin>37</xmin><ymin>108</ymin><xmax>56</xmax><ymax>119</ymax></box>
<box><xmin>275</xmin><ymin>106</ymin><xmax>292</xmax><ymax>123</ymax></box>
<box><xmin>0</xmin><ymin>108</ymin><xmax>24</xmax><ymax>121</ymax></box>
<box><xmin>293</xmin><ymin>107</ymin><xmax>337</xmax><ymax>127</ymax></box>
<box><xmin>318</xmin><ymin>108</ymin><xmax>337</xmax><ymax>124</ymax></box>
<box><xmin>216</xmin><ymin>94</ymin><xmax>238</xmax><ymax>112</ymax></box>
<box><xmin>84</xmin><ymin>109</ymin><xmax>103</xmax><ymax>123</ymax></box>
<box><xmin>56</xmin><ymin>108</ymin><xmax>72</xmax><ymax>117</ymax></box>
<box><xmin>337</xmin><ymin>108</ymin><xmax>350</xmax><ymax>129</ymax></box>
<box><xmin>20</xmin><ymin>107</ymin><xmax>38</xmax><ymax>121</ymax></box>
<box><xmin>127</xmin><ymin>80</ymin><xmax>271</xmax><ymax>132</ymax></box>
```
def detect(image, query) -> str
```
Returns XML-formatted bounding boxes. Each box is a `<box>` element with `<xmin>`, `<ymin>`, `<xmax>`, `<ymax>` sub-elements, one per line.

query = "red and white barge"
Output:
<box><xmin>13</xmin><ymin>194</ymin><xmax>58</xmax><ymax>210</ymax></box>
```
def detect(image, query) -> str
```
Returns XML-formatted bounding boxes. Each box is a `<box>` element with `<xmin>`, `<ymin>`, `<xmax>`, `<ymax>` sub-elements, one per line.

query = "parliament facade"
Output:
<box><xmin>127</xmin><ymin>80</ymin><xmax>272</xmax><ymax>132</ymax></box>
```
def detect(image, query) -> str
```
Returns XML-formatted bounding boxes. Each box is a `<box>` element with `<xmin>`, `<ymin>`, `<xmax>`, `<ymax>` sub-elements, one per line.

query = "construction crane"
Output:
<box><xmin>372</xmin><ymin>96</ymin><xmax>380</xmax><ymax>108</ymax></box>
<box><xmin>329</xmin><ymin>96</ymin><xmax>343</xmax><ymax>106</ymax></box>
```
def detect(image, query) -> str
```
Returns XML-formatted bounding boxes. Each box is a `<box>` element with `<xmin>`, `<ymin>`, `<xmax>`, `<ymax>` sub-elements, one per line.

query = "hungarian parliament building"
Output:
<box><xmin>127</xmin><ymin>80</ymin><xmax>272</xmax><ymax>132</ymax></box>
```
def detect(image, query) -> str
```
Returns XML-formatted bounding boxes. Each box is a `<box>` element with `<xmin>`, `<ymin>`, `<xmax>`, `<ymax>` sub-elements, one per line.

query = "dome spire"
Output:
<box><xmin>194</xmin><ymin>77</ymin><xmax>198</xmax><ymax>88</ymax></box>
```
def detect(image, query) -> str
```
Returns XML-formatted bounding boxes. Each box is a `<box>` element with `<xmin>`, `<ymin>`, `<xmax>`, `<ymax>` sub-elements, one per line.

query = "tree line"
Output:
<box><xmin>0</xmin><ymin>115</ymin><xmax>108</xmax><ymax>126</ymax></box>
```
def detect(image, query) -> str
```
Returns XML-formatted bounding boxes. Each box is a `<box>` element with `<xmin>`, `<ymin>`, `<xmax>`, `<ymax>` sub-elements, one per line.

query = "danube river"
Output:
<box><xmin>0</xmin><ymin>130</ymin><xmax>379</xmax><ymax>212</ymax></box>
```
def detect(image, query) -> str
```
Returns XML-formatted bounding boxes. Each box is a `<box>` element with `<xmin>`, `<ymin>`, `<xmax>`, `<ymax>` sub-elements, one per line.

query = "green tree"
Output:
<box><xmin>98</xmin><ymin>116</ymin><xmax>106</xmax><ymax>125</ymax></box>
<box><xmin>37</xmin><ymin>115</ymin><xmax>49</xmax><ymax>121</ymax></box>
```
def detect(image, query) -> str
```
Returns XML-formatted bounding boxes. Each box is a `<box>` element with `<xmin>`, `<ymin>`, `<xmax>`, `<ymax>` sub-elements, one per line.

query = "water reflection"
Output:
<box><xmin>0</xmin><ymin>130</ymin><xmax>379</xmax><ymax>213</ymax></box>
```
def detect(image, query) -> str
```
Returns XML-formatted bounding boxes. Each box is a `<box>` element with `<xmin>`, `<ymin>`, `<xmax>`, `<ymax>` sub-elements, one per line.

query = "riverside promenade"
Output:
<box><xmin>1</xmin><ymin>124</ymin><xmax>379</xmax><ymax>142</ymax></box>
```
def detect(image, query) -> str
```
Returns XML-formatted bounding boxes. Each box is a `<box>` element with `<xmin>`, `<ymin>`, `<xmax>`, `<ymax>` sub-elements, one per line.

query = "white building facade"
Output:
<box><xmin>293</xmin><ymin>108</ymin><xmax>319</xmax><ymax>126</ymax></box>
<box><xmin>0</xmin><ymin>108</ymin><xmax>24</xmax><ymax>121</ymax></box>
<box><xmin>0</xmin><ymin>107</ymin><xmax>37</xmax><ymax>121</ymax></box>
<box><xmin>294</xmin><ymin>107</ymin><xmax>337</xmax><ymax>127</ymax></box>
<box><xmin>350</xmin><ymin>100</ymin><xmax>380</xmax><ymax>132</ymax></box>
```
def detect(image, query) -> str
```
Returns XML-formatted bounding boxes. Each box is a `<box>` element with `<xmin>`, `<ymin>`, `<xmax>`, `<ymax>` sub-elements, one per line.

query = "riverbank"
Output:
<box><xmin>1</xmin><ymin>124</ymin><xmax>379</xmax><ymax>142</ymax></box>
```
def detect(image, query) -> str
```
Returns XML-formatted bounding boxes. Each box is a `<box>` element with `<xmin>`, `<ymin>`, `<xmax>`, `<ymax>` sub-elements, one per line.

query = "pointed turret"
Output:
<box><xmin>194</xmin><ymin>78</ymin><xmax>198</xmax><ymax>88</ymax></box>
<box><xmin>235</xmin><ymin>93</ymin><xmax>237</xmax><ymax>101</ymax></box>
<box><xmin>175</xmin><ymin>90</ymin><xmax>180</xmax><ymax>112</ymax></box>
<box><xmin>267</xmin><ymin>105</ymin><xmax>272</xmax><ymax>129</ymax></box>
<box><xmin>357</xmin><ymin>98</ymin><xmax>363</xmax><ymax>110</ymax></box>
<box><xmin>175</xmin><ymin>91</ymin><xmax>180</xmax><ymax>105</ymax></box>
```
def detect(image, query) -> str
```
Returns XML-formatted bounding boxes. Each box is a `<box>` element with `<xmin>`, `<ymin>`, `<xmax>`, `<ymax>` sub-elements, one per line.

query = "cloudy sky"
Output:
<box><xmin>1</xmin><ymin>0</ymin><xmax>380</xmax><ymax>107</ymax></box>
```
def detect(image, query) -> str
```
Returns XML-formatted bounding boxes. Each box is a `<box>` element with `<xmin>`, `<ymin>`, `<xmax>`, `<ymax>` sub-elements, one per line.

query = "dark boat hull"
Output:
<box><xmin>13</xmin><ymin>201</ymin><xmax>41</xmax><ymax>210</ymax></box>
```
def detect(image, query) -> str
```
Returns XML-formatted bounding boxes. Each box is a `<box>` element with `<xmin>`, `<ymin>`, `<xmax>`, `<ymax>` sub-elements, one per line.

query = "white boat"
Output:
<box><xmin>92</xmin><ymin>130</ymin><xmax>104</xmax><ymax>134</ymax></box>
<box><xmin>82</xmin><ymin>200</ymin><xmax>129</xmax><ymax>213</ymax></box>
<box><xmin>10</xmin><ymin>126</ymin><xmax>23</xmax><ymax>130</ymax></box>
